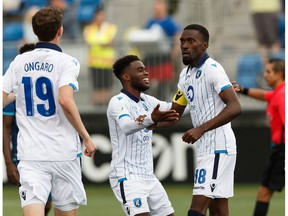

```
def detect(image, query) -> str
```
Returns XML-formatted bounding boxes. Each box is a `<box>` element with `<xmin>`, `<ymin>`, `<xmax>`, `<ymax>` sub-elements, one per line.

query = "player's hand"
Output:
<box><xmin>6</xmin><ymin>163</ymin><xmax>19</xmax><ymax>185</ymax></box>
<box><xmin>135</xmin><ymin>115</ymin><xmax>147</xmax><ymax>125</ymax></box>
<box><xmin>151</xmin><ymin>104</ymin><xmax>179</xmax><ymax>123</ymax></box>
<box><xmin>83</xmin><ymin>137</ymin><xmax>97</xmax><ymax>158</ymax></box>
<box><xmin>182</xmin><ymin>127</ymin><xmax>205</xmax><ymax>144</ymax></box>
<box><xmin>231</xmin><ymin>81</ymin><xmax>240</xmax><ymax>92</ymax></box>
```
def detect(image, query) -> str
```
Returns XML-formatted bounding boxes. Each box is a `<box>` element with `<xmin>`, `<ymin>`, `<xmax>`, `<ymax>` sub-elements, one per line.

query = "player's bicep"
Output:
<box><xmin>219</xmin><ymin>87</ymin><xmax>238</xmax><ymax>104</ymax></box>
<box><xmin>58</xmin><ymin>85</ymin><xmax>74</xmax><ymax>107</ymax></box>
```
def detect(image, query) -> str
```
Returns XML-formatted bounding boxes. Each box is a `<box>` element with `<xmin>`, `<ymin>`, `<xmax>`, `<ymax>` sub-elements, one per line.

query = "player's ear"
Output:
<box><xmin>122</xmin><ymin>72</ymin><xmax>130</xmax><ymax>81</ymax></box>
<box><xmin>57</xmin><ymin>26</ymin><xmax>63</xmax><ymax>38</ymax></box>
<box><xmin>202</xmin><ymin>42</ymin><xmax>208</xmax><ymax>50</ymax></box>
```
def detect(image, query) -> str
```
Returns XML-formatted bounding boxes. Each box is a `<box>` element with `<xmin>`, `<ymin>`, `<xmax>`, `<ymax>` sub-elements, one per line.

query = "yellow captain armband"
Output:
<box><xmin>173</xmin><ymin>89</ymin><xmax>188</xmax><ymax>106</ymax></box>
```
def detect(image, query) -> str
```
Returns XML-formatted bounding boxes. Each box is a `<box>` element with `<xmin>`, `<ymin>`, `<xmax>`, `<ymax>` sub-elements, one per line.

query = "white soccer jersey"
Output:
<box><xmin>107</xmin><ymin>90</ymin><xmax>171</xmax><ymax>187</ymax></box>
<box><xmin>177</xmin><ymin>56</ymin><xmax>237</xmax><ymax>156</ymax></box>
<box><xmin>2</xmin><ymin>42</ymin><xmax>82</xmax><ymax>161</ymax></box>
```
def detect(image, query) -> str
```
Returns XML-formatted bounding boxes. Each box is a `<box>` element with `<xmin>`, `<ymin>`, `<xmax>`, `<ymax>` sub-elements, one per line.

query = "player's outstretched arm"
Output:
<box><xmin>58</xmin><ymin>85</ymin><xmax>96</xmax><ymax>157</ymax></box>
<box><xmin>151</xmin><ymin>104</ymin><xmax>180</xmax><ymax>123</ymax></box>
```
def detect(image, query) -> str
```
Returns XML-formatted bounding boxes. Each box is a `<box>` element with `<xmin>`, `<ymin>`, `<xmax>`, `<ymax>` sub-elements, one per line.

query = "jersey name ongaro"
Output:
<box><xmin>176</xmin><ymin>56</ymin><xmax>237</xmax><ymax>156</ymax></box>
<box><xmin>107</xmin><ymin>90</ymin><xmax>171</xmax><ymax>187</ymax></box>
<box><xmin>3</xmin><ymin>43</ymin><xmax>82</xmax><ymax>161</ymax></box>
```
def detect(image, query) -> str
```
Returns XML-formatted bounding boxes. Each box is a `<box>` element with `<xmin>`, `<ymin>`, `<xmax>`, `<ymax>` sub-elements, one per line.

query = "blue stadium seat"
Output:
<box><xmin>270</xmin><ymin>51</ymin><xmax>285</xmax><ymax>61</ymax></box>
<box><xmin>278</xmin><ymin>15</ymin><xmax>285</xmax><ymax>48</ymax></box>
<box><xmin>77</xmin><ymin>0</ymin><xmax>101</xmax><ymax>23</ymax></box>
<box><xmin>3</xmin><ymin>46</ymin><xmax>18</xmax><ymax>74</ymax></box>
<box><xmin>3</xmin><ymin>47</ymin><xmax>18</xmax><ymax>59</ymax></box>
<box><xmin>23</xmin><ymin>0</ymin><xmax>47</xmax><ymax>8</ymax></box>
<box><xmin>3</xmin><ymin>59</ymin><xmax>13</xmax><ymax>74</ymax></box>
<box><xmin>236</xmin><ymin>53</ymin><xmax>263</xmax><ymax>88</ymax></box>
<box><xmin>3</xmin><ymin>22</ymin><xmax>24</xmax><ymax>41</ymax></box>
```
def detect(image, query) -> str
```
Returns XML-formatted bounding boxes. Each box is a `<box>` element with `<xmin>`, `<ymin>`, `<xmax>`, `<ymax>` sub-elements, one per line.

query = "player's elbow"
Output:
<box><xmin>58</xmin><ymin>95</ymin><xmax>73</xmax><ymax>111</ymax></box>
<box><xmin>233</xmin><ymin>103</ymin><xmax>242</xmax><ymax>118</ymax></box>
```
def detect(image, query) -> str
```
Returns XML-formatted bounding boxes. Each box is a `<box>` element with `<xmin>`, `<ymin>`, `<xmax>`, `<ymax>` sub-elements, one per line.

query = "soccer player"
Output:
<box><xmin>2</xmin><ymin>7</ymin><xmax>96</xmax><ymax>216</ymax></box>
<box><xmin>107</xmin><ymin>55</ymin><xmax>179</xmax><ymax>216</ymax></box>
<box><xmin>166</xmin><ymin>24</ymin><xmax>242</xmax><ymax>216</ymax></box>
<box><xmin>3</xmin><ymin>43</ymin><xmax>52</xmax><ymax>216</ymax></box>
<box><xmin>238</xmin><ymin>59</ymin><xmax>285</xmax><ymax>216</ymax></box>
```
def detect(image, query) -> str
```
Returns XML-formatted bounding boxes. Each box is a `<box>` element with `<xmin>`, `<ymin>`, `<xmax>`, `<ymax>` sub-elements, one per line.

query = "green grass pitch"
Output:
<box><xmin>3</xmin><ymin>183</ymin><xmax>285</xmax><ymax>215</ymax></box>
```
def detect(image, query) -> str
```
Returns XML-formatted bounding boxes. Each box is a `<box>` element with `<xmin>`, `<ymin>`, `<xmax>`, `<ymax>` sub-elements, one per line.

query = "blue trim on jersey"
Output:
<box><xmin>35</xmin><ymin>42</ymin><xmax>62</xmax><ymax>52</ymax></box>
<box><xmin>220</xmin><ymin>84</ymin><xmax>232</xmax><ymax>92</ymax></box>
<box><xmin>214</xmin><ymin>150</ymin><xmax>228</xmax><ymax>154</ymax></box>
<box><xmin>77</xmin><ymin>152</ymin><xmax>82</xmax><ymax>157</ymax></box>
<box><xmin>118</xmin><ymin>177</ymin><xmax>127</xmax><ymax>182</ymax></box>
<box><xmin>119</xmin><ymin>114</ymin><xmax>130</xmax><ymax>119</ymax></box>
<box><xmin>121</xmin><ymin>89</ymin><xmax>144</xmax><ymax>103</ymax></box>
<box><xmin>3</xmin><ymin>101</ymin><xmax>16</xmax><ymax>114</ymax></box>
<box><xmin>3</xmin><ymin>111</ymin><xmax>15</xmax><ymax>116</ymax></box>
<box><xmin>69</xmin><ymin>83</ymin><xmax>78</xmax><ymax>90</ymax></box>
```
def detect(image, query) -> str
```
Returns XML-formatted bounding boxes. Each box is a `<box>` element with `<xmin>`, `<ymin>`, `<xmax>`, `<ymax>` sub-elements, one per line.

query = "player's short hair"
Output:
<box><xmin>269</xmin><ymin>58</ymin><xmax>285</xmax><ymax>80</ymax></box>
<box><xmin>184</xmin><ymin>24</ymin><xmax>209</xmax><ymax>43</ymax></box>
<box><xmin>113</xmin><ymin>55</ymin><xmax>140</xmax><ymax>80</ymax></box>
<box><xmin>19</xmin><ymin>43</ymin><xmax>35</xmax><ymax>54</ymax></box>
<box><xmin>32</xmin><ymin>6</ymin><xmax>63</xmax><ymax>42</ymax></box>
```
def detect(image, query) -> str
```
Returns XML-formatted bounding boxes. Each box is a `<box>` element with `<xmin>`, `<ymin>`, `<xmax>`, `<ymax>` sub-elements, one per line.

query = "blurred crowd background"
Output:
<box><xmin>3</xmin><ymin>0</ymin><xmax>285</xmax><ymax>113</ymax></box>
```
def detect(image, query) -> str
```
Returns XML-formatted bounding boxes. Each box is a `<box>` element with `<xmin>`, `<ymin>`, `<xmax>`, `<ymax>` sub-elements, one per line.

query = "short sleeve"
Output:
<box><xmin>208</xmin><ymin>62</ymin><xmax>232</xmax><ymax>94</ymax></box>
<box><xmin>59</xmin><ymin>57</ymin><xmax>80</xmax><ymax>92</ymax></box>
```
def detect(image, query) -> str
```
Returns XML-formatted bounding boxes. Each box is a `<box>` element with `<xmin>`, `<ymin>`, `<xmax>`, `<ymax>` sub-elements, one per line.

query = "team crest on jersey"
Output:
<box><xmin>133</xmin><ymin>198</ymin><xmax>142</xmax><ymax>208</ymax></box>
<box><xmin>142</xmin><ymin>103</ymin><xmax>148</xmax><ymax>111</ymax></box>
<box><xmin>196</xmin><ymin>70</ymin><xmax>202</xmax><ymax>79</ymax></box>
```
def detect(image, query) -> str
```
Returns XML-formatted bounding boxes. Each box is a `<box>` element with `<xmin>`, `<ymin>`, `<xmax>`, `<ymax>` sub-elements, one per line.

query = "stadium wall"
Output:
<box><xmin>78</xmin><ymin>110</ymin><xmax>270</xmax><ymax>184</ymax></box>
<box><xmin>2</xmin><ymin>111</ymin><xmax>269</xmax><ymax>184</ymax></box>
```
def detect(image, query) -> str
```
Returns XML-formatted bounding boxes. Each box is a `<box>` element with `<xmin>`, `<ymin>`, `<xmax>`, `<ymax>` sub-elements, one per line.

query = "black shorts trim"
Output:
<box><xmin>119</xmin><ymin>181</ymin><xmax>127</xmax><ymax>204</ymax></box>
<box><xmin>212</xmin><ymin>153</ymin><xmax>220</xmax><ymax>180</ymax></box>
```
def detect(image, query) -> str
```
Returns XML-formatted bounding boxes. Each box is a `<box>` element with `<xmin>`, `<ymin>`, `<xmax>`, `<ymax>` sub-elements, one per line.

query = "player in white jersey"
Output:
<box><xmin>2</xmin><ymin>7</ymin><xmax>96</xmax><ymax>216</ymax></box>
<box><xmin>166</xmin><ymin>24</ymin><xmax>242</xmax><ymax>216</ymax></box>
<box><xmin>107</xmin><ymin>55</ymin><xmax>179</xmax><ymax>216</ymax></box>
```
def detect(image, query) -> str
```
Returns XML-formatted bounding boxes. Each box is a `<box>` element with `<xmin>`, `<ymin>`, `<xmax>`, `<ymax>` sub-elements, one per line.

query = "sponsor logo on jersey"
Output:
<box><xmin>117</xmin><ymin>96</ymin><xmax>123</xmax><ymax>100</ymax></box>
<box><xmin>143</xmin><ymin>135</ymin><xmax>150</xmax><ymax>141</ymax></box>
<box><xmin>194</xmin><ymin>186</ymin><xmax>205</xmax><ymax>190</ymax></box>
<box><xmin>133</xmin><ymin>198</ymin><xmax>142</xmax><ymax>208</ymax></box>
<box><xmin>187</xmin><ymin>86</ymin><xmax>194</xmax><ymax>102</ymax></box>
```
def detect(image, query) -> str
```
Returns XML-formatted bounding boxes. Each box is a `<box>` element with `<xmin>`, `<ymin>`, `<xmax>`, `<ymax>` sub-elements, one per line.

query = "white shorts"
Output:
<box><xmin>193</xmin><ymin>153</ymin><xmax>236</xmax><ymax>198</ymax></box>
<box><xmin>17</xmin><ymin>158</ymin><xmax>87</xmax><ymax>211</ymax></box>
<box><xmin>111</xmin><ymin>178</ymin><xmax>174</xmax><ymax>216</ymax></box>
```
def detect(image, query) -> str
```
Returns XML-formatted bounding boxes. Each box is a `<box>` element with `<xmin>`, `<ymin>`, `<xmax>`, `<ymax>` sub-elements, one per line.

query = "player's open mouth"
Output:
<box><xmin>143</xmin><ymin>78</ymin><xmax>149</xmax><ymax>83</ymax></box>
